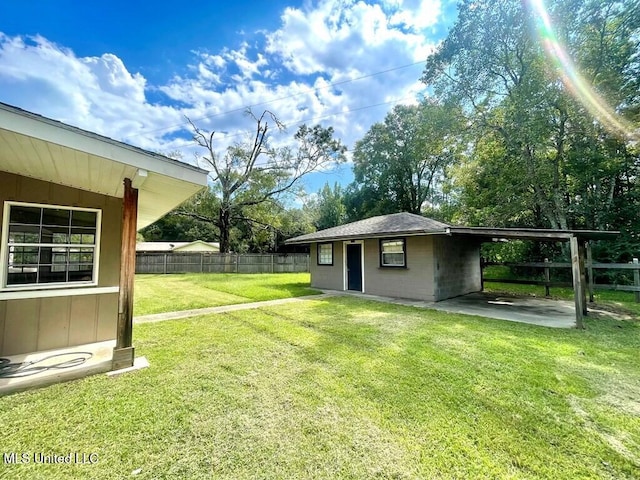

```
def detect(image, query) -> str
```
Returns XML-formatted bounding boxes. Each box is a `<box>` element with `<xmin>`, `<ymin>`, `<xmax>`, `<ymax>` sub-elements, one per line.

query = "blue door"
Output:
<box><xmin>346</xmin><ymin>244</ymin><xmax>362</xmax><ymax>291</ymax></box>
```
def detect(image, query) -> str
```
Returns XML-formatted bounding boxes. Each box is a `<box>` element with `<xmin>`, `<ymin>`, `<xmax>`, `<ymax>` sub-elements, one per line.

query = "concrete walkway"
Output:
<box><xmin>134</xmin><ymin>290</ymin><xmax>579</xmax><ymax>329</ymax></box>
<box><xmin>133</xmin><ymin>293</ymin><xmax>335</xmax><ymax>324</ymax></box>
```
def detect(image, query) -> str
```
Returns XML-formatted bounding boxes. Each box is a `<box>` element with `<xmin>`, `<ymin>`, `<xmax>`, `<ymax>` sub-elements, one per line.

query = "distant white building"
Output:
<box><xmin>136</xmin><ymin>240</ymin><xmax>220</xmax><ymax>253</ymax></box>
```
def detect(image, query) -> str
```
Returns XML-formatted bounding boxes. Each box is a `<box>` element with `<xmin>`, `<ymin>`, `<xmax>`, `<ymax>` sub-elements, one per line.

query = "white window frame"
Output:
<box><xmin>317</xmin><ymin>242</ymin><xmax>333</xmax><ymax>266</ymax></box>
<box><xmin>0</xmin><ymin>201</ymin><xmax>102</xmax><ymax>291</ymax></box>
<box><xmin>380</xmin><ymin>238</ymin><xmax>406</xmax><ymax>268</ymax></box>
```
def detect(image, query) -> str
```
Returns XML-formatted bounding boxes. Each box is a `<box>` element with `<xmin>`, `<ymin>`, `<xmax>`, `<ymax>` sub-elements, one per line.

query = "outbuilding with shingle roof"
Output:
<box><xmin>286</xmin><ymin>212</ymin><xmax>619</xmax><ymax>307</ymax></box>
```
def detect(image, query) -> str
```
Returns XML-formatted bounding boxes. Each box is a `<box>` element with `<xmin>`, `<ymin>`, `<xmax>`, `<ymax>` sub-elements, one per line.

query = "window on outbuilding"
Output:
<box><xmin>1</xmin><ymin>202</ymin><xmax>101</xmax><ymax>289</ymax></box>
<box><xmin>317</xmin><ymin>243</ymin><xmax>333</xmax><ymax>265</ymax></box>
<box><xmin>380</xmin><ymin>238</ymin><xmax>406</xmax><ymax>267</ymax></box>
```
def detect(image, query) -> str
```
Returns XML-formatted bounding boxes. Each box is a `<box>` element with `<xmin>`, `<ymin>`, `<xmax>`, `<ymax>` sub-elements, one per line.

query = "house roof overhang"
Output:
<box><xmin>0</xmin><ymin>102</ymin><xmax>209</xmax><ymax>230</ymax></box>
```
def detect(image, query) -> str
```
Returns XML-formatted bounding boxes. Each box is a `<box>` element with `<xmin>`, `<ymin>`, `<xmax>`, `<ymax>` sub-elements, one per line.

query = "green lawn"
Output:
<box><xmin>2</xmin><ymin>296</ymin><xmax>639</xmax><ymax>479</ymax></box>
<box><xmin>134</xmin><ymin>272</ymin><xmax>319</xmax><ymax>316</ymax></box>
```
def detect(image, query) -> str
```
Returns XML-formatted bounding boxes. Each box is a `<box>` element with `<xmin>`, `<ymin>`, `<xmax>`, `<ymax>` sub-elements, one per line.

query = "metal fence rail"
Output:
<box><xmin>136</xmin><ymin>252</ymin><xmax>310</xmax><ymax>274</ymax></box>
<box><xmin>482</xmin><ymin>258</ymin><xmax>640</xmax><ymax>302</ymax></box>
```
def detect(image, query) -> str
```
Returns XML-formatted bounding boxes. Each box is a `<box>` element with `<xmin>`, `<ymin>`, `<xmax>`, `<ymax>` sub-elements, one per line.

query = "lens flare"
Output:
<box><xmin>527</xmin><ymin>0</ymin><xmax>638</xmax><ymax>141</ymax></box>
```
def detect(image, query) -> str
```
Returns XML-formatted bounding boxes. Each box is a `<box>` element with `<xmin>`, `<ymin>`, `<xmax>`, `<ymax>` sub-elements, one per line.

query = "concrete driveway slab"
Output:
<box><xmin>430</xmin><ymin>292</ymin><xmax>576</xmax><ymax>328</ymax></box>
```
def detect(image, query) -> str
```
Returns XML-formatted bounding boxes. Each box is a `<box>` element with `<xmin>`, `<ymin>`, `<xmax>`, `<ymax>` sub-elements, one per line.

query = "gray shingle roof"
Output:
<box><xmin>286</xmin><ymin>212</ymin><xmax>451</xmax><ymax>244</ymax></box>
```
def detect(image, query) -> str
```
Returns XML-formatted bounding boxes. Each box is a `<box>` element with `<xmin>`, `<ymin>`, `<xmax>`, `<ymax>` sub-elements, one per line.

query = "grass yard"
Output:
<box><xmin>133</xmin><ymin>272</ymin><xmax>319</xmax><ymax>316</ymax></box>
<box><xmin>1</xmin><ymin>296</ymin><xmax>639</xmax><ymax>479</ymax></box>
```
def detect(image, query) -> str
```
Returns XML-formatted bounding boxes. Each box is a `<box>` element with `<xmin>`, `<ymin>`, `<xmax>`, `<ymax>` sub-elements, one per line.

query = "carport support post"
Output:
<box><xmin>586</xmin><ymin>242</ymin><xmax>594</xmax><ymax>303</ymax></box>
<box><xmin>570</xmin><ymin>236</ymin><xmax>584</xmax><ymax>329</ymax></box>
<box><xmin>114</xmin><ymin>178</ymin><xmax>138</xmax><ymax>369</ymax></box>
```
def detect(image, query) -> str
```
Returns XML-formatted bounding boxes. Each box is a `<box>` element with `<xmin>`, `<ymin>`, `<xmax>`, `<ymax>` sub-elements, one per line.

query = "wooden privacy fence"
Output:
<box><xmin>136</xmin><ymin>252</ymin><xmax>310</xmax><ymax>274</ymax></box>
<box><xmin>482</xmin><ymin>258</ymin><xmax>640</xmax><ymax>302</ymax></box>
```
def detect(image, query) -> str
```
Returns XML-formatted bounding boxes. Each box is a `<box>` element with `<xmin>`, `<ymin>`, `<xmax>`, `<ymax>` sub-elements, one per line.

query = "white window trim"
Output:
<box><xmin>342</xmin><ymin>240</ymin><xmax>365</xmax><ymax>292</ymax></box>
<box><xmin>0</xmin><ymin>201</ymin><xmax>102</xmax><ymax>291</ymax></box>
<box><xmin>380</xmin><ymin>238</ymin><xmax>406</xmax><ymax>267</ymax></box>
<box><xmin>317</xmin><ymin>242</ymin><xmax>333</xmax><ymax>265</ymax></box>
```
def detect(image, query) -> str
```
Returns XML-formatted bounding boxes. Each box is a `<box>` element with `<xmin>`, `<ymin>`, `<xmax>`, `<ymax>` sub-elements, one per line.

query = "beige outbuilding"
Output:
<box><xmin>286</xmin><ymin>212</ymin><xmax>618</xmax><ymax>327</ymax></box>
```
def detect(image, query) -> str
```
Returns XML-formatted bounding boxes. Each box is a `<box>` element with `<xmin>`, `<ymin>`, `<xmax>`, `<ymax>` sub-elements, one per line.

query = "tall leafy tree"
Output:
<box><xmin>423</xmin><ymin>0</ymin><xmax>640</xmax><ymax>246</ymax></box>
<box><xmin>181</xmin><ymin>111</ymin><xmax>346</xmax><ymax>252</ymax></box>
<box><xmin>345</xmin><ymin>102</ymin><xmax>463</xmax><ymax>220</ymax></box>
<box><xmin>306</xmin><ymin>182</ymin><xmax>347</xmax><ymax>230</ymax></box>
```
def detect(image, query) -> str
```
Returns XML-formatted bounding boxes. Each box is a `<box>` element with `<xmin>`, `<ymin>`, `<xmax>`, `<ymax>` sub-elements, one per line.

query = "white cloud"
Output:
<box><xmin>0</xmin><ymin>0</ymin><xmax>454</xmax><ymax>179</ymax></box>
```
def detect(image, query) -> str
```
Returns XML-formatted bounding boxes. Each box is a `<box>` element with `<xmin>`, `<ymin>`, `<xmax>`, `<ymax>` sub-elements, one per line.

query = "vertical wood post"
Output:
<box><xmin>578</xmin><ymin>241</ymin><xmax>588</xmax><ymax>316</ymax></box>
<box><xmin>235</xmin><ymin>254</ymin><xmax>239</xmax><ymax>273</ymax></box>
<box><xmin>163</xmin><ymin>253</ymin><xmax>167</xmax><ymax>274</ymax></box>
<box><xmin>544</xmin><ymin>258</ymin><xmax>550</xmax><ymax>297</ymax></box>
<box><xmin>570</xmin><ymin>236</ymin><xmax>584</xmax><ymax>329</ymax></box>
<box><xmin>480</xmin><ymin>257</ymin><xmax>485</xmax><ymax>292</ymax></box>
<box><xmin>634</xmin><ymin>258</ymin><xmax>640</xmax><ymax>303</ymax></box>
<box><xmin>200</xmin><ymin>253</ymin><xmax>204</xmax><ymax>273</ymax></box>
<box><xmin>114</xmin><ymin>178</ymin><xmax>138</xmax><ymax>369</ymax></box>
<box><xmin>586</xmin><ymin>242</ymin><xmax>594</xmax><ymax>303</ymax></box>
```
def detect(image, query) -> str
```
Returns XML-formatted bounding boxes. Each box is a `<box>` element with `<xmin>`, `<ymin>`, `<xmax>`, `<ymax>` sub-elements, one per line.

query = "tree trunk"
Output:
<box><xmin>219</xmin><ymin>207</ymin><xmax>231</xmax><ymax>253</ymax></box>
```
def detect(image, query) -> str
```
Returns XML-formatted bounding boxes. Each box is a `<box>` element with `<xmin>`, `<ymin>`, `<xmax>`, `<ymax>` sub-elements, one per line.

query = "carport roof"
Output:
<box><xmin>285</xmin><ymin>212</ymin><xmax>619</xmax><ymax>244</ymax></box>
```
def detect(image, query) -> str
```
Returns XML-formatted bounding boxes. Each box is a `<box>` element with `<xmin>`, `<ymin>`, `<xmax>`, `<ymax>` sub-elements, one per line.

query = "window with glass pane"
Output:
<box><xmin>3</xmin><ymin>203</ymin><xmax>100</xmax><ymax>287</ymax></box>
<box><xmin>317</xmin><ymin>243</ymin><xmax>333</xmax><ymax>265</ymax></box>
<box><xmin>380</xmin><ymin>239</ymin><xmax>406</xmax><ymax>267</ymax></box>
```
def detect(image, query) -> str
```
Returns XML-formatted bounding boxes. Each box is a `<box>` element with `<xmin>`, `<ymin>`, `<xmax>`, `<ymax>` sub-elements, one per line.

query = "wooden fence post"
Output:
<box><xmin>163</xmin><ymin>253</ymin><xmax>167</xmax><ymax>274</ymax></box>
<box><xmin>544</xmin><ymin>258</ymin><xmax>550</xmax><ymax>297</ymax></box>
<box><xmin>634</xmin><ymin>258</ymin><xmax>640</xmax><ymax>303</ymax></box>
<box><xmin>235</xmin><ymin>254</ymin><xmax>239</xmax><ymax>273</ymax></box>
<box><xmin>271</xmin><ymin>254</ymin><xmax>274</xmax><ymax>273</ymax></box>
<box><xmin>200</xmin><ymin>252</ymin><xmax>204</xmax><ymax>273</ymax></box>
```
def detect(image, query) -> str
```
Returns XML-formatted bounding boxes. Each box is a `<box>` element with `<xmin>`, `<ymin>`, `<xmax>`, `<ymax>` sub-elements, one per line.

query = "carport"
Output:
<box><xmin>446</xmin><ymin>226</ymin><xmax>619</xmax><ymax>328</ymax></box>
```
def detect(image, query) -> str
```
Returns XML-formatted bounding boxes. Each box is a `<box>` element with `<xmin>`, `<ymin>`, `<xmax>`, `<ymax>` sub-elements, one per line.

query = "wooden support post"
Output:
<box><xmin>271</xmin><ymin>254</ymin><xmax>274</xmax><ymax>273</ymax></box>
<box><xmin>200</xmin><ymin>252</ymin><xmax>204</xmax><ymax>273</ymax></box>
<box><xmin>570</xmin><ymin>236</ymin><xmax>584</xmax><ymax>329</ymax></box>
<box><xmin>578</xmin><ymin>241</ymin><xmax>588</xmax><ymax>316</ymax></box>
<box><xmin>480</xmin><ymin>257</ymin><xmax>485</xmax><ymax>292</ymax></box>
<box><xmin>634</xmin><ymin>258</ymin><xmax>640</xmax><ymax>303</ymax></box>
<box><xmin>544</xmin><ymin>258</ymin><xmax>550</xmax><ymax>297</ymax></box>
<box><xmin>586</xmin><ymin>242</ymin><xmax>594</xmax><ymax>303</ymax></box>
<box><xmin>114</xmin><ymin>178</ymin><xmax>138</xmax><ymax>369</ymax></box>
<box><xmin>163</xmin><ymin>253</ymin><xmax>167</xmax><ymax>274</ymax></box>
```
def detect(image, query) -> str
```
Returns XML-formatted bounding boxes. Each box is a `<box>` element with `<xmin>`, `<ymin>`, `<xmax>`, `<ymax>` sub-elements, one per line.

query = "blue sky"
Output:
<box><xmin>0</xmin><ymin>0</ymin><xmax>458</xmax><ymax>193</ymax></box>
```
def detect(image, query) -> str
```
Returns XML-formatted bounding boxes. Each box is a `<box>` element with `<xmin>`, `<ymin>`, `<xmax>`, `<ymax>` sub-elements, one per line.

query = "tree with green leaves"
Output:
<box><xmin>180</xmin><ymin>110</ymin><xmax>347</xmax><ymax>252</ymax></box>
<box><xmin>422</xmin><ymin>0</ymin><xmax>640</xmax><ymax>246</ymax></box>
<box><xmin>305</xmin><ymin>182</ymin><xmax>347</xmax><ymax>230</ymax></box>
<box><xmin>345</xmin><ymin>102</ymin><xmax>463</xmax><ymax>220</ymax></box>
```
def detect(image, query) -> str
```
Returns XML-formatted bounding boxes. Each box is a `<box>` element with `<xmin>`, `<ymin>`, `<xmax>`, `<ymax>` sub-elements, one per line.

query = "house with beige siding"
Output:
<box><xmin>0</xmin><ymin>102</ymin><xmax>207</xmax><ymax>389</ymax></box>
<box><xmin>285</xmin><ymin>213</ymin><xmax>618</xmax><ymax>311</ymax></box>
<box><xmin>136</xmin><ymin>240</ymin><xmax>220</xmax><ymax>253</ymax></box>
<box><xmin>286</xmin><ymin>213</ymin><xmax>483</xmax><ymax>302</ymax></box>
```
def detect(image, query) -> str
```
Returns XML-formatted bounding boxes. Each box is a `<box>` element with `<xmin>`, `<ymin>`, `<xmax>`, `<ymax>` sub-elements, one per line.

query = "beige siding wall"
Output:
<box><xmin>309</xmin><ymin>237</ymin><xmax>437</xmax><ymax>301</ymax></box>
<box><xmin>362</xmin><ymin>236</ymin><xmax>436</xmax><ymax>301</ymax></box>
<box><xmin>0</xmin><ymin>171</ymin><xmax>122</xmax><ymax>356</ymax></box>
<box><xmin>174</xmin><ymin>243</ymin><xmax>219</xmax><ymax>253</ymax></box>
<box><xmin>433</xmin><ymin>236</ymin><xmax>482</xmax><ymax>301</ymax></box>
<box><xmin>309</xmin><ymin>242</ymin><xmax>343</xmax><ymax>290</ymax></box>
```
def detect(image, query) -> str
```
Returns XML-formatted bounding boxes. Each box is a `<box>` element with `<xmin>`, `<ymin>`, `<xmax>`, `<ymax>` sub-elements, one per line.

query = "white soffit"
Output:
<box><xmin>0</xmin><ymin>103</ymin><xmax>208</xmax><ymax>229</ymax></box>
